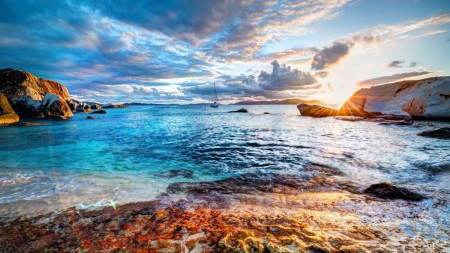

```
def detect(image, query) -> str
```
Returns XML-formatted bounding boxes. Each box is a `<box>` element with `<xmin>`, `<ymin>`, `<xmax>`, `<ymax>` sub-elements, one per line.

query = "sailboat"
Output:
<box><xmin>210</xmin><ymin>82</ymin><xmax>219</xmax><ymax>108</ymax></box>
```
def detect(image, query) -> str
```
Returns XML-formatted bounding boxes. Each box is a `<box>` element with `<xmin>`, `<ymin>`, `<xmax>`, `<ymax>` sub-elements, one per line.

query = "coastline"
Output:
<box><xmin>1</xmin><ymin>163</ymin><xmax>449</xmax><ymax>252</ymax></box>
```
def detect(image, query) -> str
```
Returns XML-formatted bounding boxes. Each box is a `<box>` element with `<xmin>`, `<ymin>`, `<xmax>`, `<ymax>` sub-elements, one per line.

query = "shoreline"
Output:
<box><xmin>1</xmin><ymin>163</ymin><xmax>449</xmax><ymax>252</ymax></box>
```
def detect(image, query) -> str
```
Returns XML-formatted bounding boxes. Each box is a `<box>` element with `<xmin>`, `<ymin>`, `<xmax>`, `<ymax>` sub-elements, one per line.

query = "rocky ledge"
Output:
<box><xmin>298</xmin><ymin>76</ymin><xmax>450</xmax><ymax>122</ymax></box>
<box><xmin>1</xmin><ymin>164</ymin><xmax>445</xmax><ymax>253</ymax></box>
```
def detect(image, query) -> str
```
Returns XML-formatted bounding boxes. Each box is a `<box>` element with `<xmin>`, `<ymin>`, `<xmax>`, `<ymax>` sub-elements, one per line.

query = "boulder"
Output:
<box><xmin>341</xmin><ymin>77</ymin><xmax>450</xmax><ymax>119</ymax></box>
<box><xmin>91</xmin><ymin>110</ymin><xmax>107</xmax><ymax>114</ymax></box>
<box><xmin>15</xmin><ymin>93</ymin><xmax>72</xmax><ymax>119</ymax></box>
<box><xmin>363</xmin><ymin>183</ymin><xmax>425</xmax><ymax>201</ymax></box>
<box><xmin>298</xmin><ymin>104</ymin><xmax>338</xmax><ymax>117</ymax></box>
<box><xmin>76</xmin><ymin>103</ymin><xmax>91</xmax><ymax>112</ymax></box>
<box><xmin>0</xmin><ymin>68</ymin><xmax>70</xmax><ymax>102</ymax></box>
<box><xmin>86</xmin><ymin>116</ymin><xmax>95</xmax><ymax>120</ymax></box>
<box><xmin>68</xmin><ymin>102</ymin><xmax>78</xmax><ymax>111</ymax></box>
<box><xmin>417</xmin><ymin>127</ymin><xmax>450</xmax><ymax>139</ymax></box>
<box><xmin>299</xmin><ymin>76</ymin><xmax>450</xmax><ymax>121</ymax></box>
<box><xmin>91</xmin><ymin>104</ymin><xmax>102</xmax><ymax>110</ymax></box>
<box><xmin>228</xmin><ymin>108</ymin><xmax>248</xmax><ymax>113</ymax></box>
<box><xmin>0</xmin><ymin>93</ymin><xmax>19</xmax><ymax>124</ymax></box>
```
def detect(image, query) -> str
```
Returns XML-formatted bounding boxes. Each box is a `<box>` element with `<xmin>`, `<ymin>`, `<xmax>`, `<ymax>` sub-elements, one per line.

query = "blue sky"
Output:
<box><xmin>0</xmin><ymin>0</ymin><xmax>449</xmax><ymax>104</ymax></box>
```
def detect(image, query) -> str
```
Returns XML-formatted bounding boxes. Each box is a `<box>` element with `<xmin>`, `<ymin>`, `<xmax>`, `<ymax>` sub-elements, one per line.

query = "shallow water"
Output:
<box><xmin>0</xmin><ymin>105</ymin><xmax>449</xmax><ymax>216</ymax></box>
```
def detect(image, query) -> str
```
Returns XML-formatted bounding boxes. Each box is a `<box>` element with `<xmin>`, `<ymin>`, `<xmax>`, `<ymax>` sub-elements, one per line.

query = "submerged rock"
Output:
<box><xmin>91</xmin><ymin>110</ymin><xmax>107</xmax><ymax>114</ymax></box>
<box><xmin>363</xmin><ymin>183</ymin><xmax>425</xmax><ymax>201</ymax></box>
<box><xmin>8</xmin><ymin>121</ymin><xmax>46</xmax><ymax>127</ymax></box>
<box><xmin>156</xmin><ymin>169</ymin><xmax>194</xmax><ymax>179</ymax></box>
<box><xmin>0</xmin><ymin>92</ymin><xmax>19</xmax><ymax>124</ymax></box>
<box><xmin>417</xmin><ymin>127</ymin><xmax>450</xmax><ymax>139</ymax></box>
<box><xmin>228</xmin><ymin>108</ymin><xmax>248</xmax><ymax>113</ymax></box>
<box><xmin>86</xmin><ymin>116</ymin><xmax>95</xmax><ymax>120</ymax></box>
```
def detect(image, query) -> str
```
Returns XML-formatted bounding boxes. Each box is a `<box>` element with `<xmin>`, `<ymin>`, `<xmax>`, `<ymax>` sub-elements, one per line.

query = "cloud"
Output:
<box><xmin>311</xmin><ymin>42</ymin><xmax>353</xmax><ymax>70</ymax></box>
<box><xmin>410</xmin><ymin>61</ymin><xmax>418</xmax><ymax>67</ymax></box>
<box><xmin>418</xmin><ymin>30</ymin><xmax>447</xmax><ymax>38</ymax></box>
<box><xmin>314</xmin><ymin>71</ymin><xmax>329</xmax><ymax>78</ymax></box>
<box><xmin>356</xmin><ymin>71</ymin><xmax>432</xmax><ymax>87</ymax></box>
<box><xmin>387</xmin><ymin>60</ymin><xmax>405</xmax><ymax>68</ymax></box>
<box><xmin>183</xmin><ymin>60</ymin><xmax>322</xmax><ymax>100</ymax></box>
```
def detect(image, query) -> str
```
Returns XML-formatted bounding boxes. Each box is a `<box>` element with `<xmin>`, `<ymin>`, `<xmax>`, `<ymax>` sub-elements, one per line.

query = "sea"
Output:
<box><xmin>0</xmin><ymin>104</ymin><xmax>449</xmax><ymax>218</ymax></box>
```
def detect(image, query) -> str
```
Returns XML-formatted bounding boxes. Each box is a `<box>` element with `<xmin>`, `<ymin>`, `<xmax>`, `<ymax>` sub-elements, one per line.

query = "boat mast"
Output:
<box><xmin>214</xmin><ymin>82</ymin><xmax>218</xmax><ymax>102</ymax></box>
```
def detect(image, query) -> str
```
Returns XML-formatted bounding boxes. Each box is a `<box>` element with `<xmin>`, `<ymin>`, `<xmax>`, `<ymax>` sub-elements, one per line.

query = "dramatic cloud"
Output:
<box><xmin>357</xmin><ymin>71</ymin><xmax>432</xmax><ymax>87</ymax></box>
<box><xmin>311</xmin><ymin>42</ymin><xmax>353</xmax><ymax>70</ymax></box>
<box><xmin>183</xmin><ymin>60</ymin><xmax>321</xmax><ymax>100</ymax></box>
<box><xmin>388</xmin><ymin>61</ymin><xmax>405</xmax><ymax>68</ymax></box>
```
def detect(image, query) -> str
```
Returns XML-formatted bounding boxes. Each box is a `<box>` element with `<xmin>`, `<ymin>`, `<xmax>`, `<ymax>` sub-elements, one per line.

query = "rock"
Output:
<box><xmin>417</xmin><ymin>127</ymin><xmax>450</xmax><ymax>139</ymax></box>
<box><xmin>297</xmin><ymin>104</ymin><xmax>338</xmax><ymax>117</ymax></box>
<box><xmin>335</xmin><ymin>116</ymin><xmax>365</xmax><ymax>122</ymax></box>
<box><xmin>103</xmin><ymin>104</ymin><xmax>130</xmax><ymax>109</ymax></box>
<box><xmin>228</xmin><ymin>108</ymin><xmax>248</xmax><ymax>113</ymax></box>
<box><xmin>156</xmin><ymin>169</ymin><xmax>194</xmax><ymax>179</ymax></box>
<box><xmin>263</xmin><ymin>112</ymin><xmax>270</xmax><ymax>114</ymax></box>
<box><xmin>0</xmin><ymin>68</ymin><xmax>70</xmax><ymax>102</ymax></box>
<box><xmin>0</xmin><ymin>92</ymin><xmax>19</xmax><ymax>124</ymax></box>
<box><xmin>299</xmin><ymin>77</ymin><xmax>450</xmax><ymax>120</ymax></box>
<box><xmin>76</xmin><ymin>103</ymin><xmax>91</xmax><ymax>112</ymax></box>
<box><xmin>342</xmin><ymin>77</ymin><xmax>450</xmax><ymax>119</ymax></box>
<box><xmin>91</xmin><ymin>104</ymin><xmax>102</xmax><ymax>110</ymax></box>
<box><xmin>68</xmin><ymin>101</ymin><xmax>77</xmax><ymax>111</ymax></box>
<box><xmin>86</xmin><ymin>116</ymin><xmax>95</xmax><ymax>120</ymax></box>
<box><xmin>363</xmin><ymin>183</ymin><xmax>425</xmax><ymax>201</ymax></box>
<box><xmin>91</xmin><ymin>110</ymin><xmax>107</xmax><ymax>114</ymax></box>
<box><xmin>15</xmin><ymin>93</ymin><xmax>73</xmax><ymax>119</ymax></box>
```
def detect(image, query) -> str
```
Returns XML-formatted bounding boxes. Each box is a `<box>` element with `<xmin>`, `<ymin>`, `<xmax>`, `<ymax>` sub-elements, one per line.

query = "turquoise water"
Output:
<box><xmin>0</xmin><ymin>105</ymin><xmax>449</xmax><ymax>215</ymax></box>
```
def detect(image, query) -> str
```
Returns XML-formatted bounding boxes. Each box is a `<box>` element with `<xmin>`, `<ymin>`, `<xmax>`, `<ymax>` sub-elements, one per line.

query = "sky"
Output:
<box><xmin>0</xmin><ymin>0</ymin><xmax>449</xmax><ymax>104</ymax></box>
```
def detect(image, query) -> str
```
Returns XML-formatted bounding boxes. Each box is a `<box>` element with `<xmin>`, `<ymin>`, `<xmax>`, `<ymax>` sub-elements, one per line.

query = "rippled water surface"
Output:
<box><xmin>0</xmin><ymin>105</ymin><xmax>449</xmax><ymax>215</ymax></box>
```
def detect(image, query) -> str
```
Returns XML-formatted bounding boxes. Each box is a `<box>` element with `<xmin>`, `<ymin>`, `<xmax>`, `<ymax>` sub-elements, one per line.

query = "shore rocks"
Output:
<box><xmin>298</xmin><ymin>76</ymin><xmax>450</xmax><ymax>120</ymax></box>
<box><xmin>104</xmin><ymin>104</ymin><xmax>130</xmax><ymax>109</ymax></box>
<box><xmin>0</xmin><ymin>68</ymin><xmax>70</xmax><ymax>102</ymax></box>
<box><xmin>0</xmin><ymin>93</ymin><xmax>19</xmax><ymax>124</ymax></box>
<box><xmin>76</xmin><ymin>103</ymin><xmax>91</xmax><ymax>112</ymax></box>
<box><xmin>363</xmin><ymin>183</ymin><xmax>425</xmax><ymax>201</ymax></box>
<box><xmin>418</xmin><ymin>127</ymin><xmax>450</xmax><ymax>139</ymax></box>
<box><xmin>91</xmin><ymin>104</ymin><xmax>101</xmax><ymax>110</ymax></box>
<box><xmin>15</xmin><ymin>93</ymin><xmax>73</xmax><ymax>119</ymax></box>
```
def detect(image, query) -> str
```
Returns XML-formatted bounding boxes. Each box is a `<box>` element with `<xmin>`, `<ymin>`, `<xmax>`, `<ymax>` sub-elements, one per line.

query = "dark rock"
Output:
<box><xmin>157</xmin><ymin>169</ymin><xmax>194</xmax><ymax>179</ymax></box>
<box><xmin>86</xmin><ymin>116</ymin><xmax>95</xmax><ymax>120</ymax></box>
<box><xmin>228</xmin><ymin>108</ymin><xmax>248</xmax><ymax>113</ymax></box>
<box><xmin>104</xmin><ymin>104</ymin><xmax>130</xmax><ymax>109</ymax></box>
<box><xmin>263</xmin><ymin>112</ymin><xmax>270</xmax><ymax>114</ymax></box>
<box><xmin>417</xmin><ymin>128</ymin><xmax>450</xmax><ymax>139</ymax></box>
<box><xmin>363</xmin><ymin>183</ymin><xmax>425</xmax><ymax>201</ymax></box>
<box><xmin>91</xmin><ymin>110</ymin><xmax>107</xmax><ymax>114</ymax></box>
<box><xmin>68</xmin><ymin>101</ymin><xmax>77</xmax><ymax>111</ymax></box>
<box><xmin>91</xmin><ymin>104</ymin><xmax>102</xmax><ymax>110</ymax></box>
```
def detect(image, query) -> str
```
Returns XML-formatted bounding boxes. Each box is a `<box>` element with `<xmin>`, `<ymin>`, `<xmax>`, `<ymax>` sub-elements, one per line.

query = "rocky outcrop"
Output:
<box><xmin>0</xmin><ymin>93</ymin><xmax>19</xmax><ymax>124</ymax></box>
<box><xmin>0</xmin><ymin>68</ymin><xmax>70</xmax><ymax>102</ymax></box>
<box><xmin>15</xmin><ymin>93</ymin><xmax>73</xmax><ymax>119</ymax></box>
<box><xmin>76</xmin><ymin>103</ymin><xmax>91</xmax><ymax>112</ymax></box>
<box><xmin>298</xmin><ymin>76</ymin><xmax>450</xmax><ymax>120</ymax></box>
<box><xmin>91</xmin><ymin>110</ymin><xmax>107</xmax><ymax>114</ymax></box>
<box><xmin>228</xmin><ymin>108</ymin><xmax>248</xmax><ymax>113</ymax></box>
<box><xmin>91</xmin><ymin>104</ymin><xmax>101</xmax><ymax>110</ymax></box>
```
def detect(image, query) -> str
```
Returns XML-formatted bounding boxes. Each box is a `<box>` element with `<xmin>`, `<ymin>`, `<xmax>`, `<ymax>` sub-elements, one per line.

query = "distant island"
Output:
<box><xmin>232</xmin><ymin>98</ymin><xmax>323</xmax><ymax>105</ymax></box>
